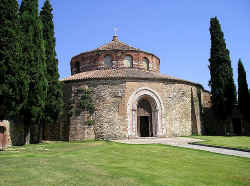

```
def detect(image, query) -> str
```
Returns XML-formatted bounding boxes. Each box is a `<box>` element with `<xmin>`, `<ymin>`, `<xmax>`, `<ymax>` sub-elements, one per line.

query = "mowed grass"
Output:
<box><xmin>190</xmin><ymin>136</ymin><xmax>250</xmax><ymax>151</ymax></box>
<box><xmin>0</xmin><ymin>141</ymin><xmax>250</xmax><ymax>186</ymax></box>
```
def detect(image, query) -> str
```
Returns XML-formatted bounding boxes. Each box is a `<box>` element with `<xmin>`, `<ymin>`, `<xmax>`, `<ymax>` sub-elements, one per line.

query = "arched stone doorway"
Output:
<box><xmin>137</xmin><ymin>96</ymin><xmax>156</xmax><ymax>137</ymax></box>
<box><xmin>127</xmin><ymin>87</ymin><xmax>166</xmax><ymax>138</ymax></box>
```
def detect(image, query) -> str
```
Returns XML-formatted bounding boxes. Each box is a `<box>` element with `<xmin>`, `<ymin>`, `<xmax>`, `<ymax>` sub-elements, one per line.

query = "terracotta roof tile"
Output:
<box><xmin>71</xmin><ymin>36</ymin><xmax>160</xmax><ymax>60</ymax></box>
<box><xmin>96</xmin><ymin>39</ymin><xmax>139</xmax><ymax>51</ymax></box>
<box><xmin>61</xmin><ymin>68</ymin><xmax>201</xmax><ymax>87</ymax></box>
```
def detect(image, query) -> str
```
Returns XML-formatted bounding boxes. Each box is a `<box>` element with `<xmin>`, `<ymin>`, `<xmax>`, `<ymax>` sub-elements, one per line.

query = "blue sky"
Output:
<box><xmin>18</xmin><ymin>0</ymin><xmax>250</xmax><ymax>90</ymax></box>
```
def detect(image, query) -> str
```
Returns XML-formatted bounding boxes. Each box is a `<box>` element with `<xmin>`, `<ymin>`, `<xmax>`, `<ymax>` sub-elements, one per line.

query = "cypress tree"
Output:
<box><xmin>0</xmin><ymin>0</ymin><xmax>28</xmax><ymax>120</ymax></box>
<box><xmin>40</xmin><ymin>0</ymin><xmax>63</xmax><ymax>130</ymax></box>
<box><xmin>209</xmin><ymin>17</ymin><xmax>237</xmax><ymax>120</ymax></box>
<box><xmin>238</xmin><ymin>59</ymin><xmax>250</xmax><ymax>120</ymax></box>
<box><xmin>20</xmin><ymin>0</ymin><xmax>48</xmax><ymax>144</ymax></box>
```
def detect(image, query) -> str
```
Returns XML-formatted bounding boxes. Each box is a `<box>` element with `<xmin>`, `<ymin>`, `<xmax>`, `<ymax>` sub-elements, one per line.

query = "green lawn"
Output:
<box><xmin>0</xmin><ymin>141</ymin><xmax>250</xmax><ymax>186</ymax></box>
<box><xmin>190</xmin><ymin>136</ymin><xmax>250</xmax><ymax>151</ymax></box>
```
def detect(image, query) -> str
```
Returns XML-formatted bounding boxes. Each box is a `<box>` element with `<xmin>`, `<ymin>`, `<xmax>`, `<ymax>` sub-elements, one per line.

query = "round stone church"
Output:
<box><xmin>55</xmin><ymin>35</ymin><xmax>210</xmax><ymax>141</ymax></box>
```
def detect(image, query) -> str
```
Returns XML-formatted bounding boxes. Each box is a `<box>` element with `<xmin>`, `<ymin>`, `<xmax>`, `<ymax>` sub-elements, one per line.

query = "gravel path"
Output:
<box><xmin>114</xmin><ymin>137</ymin><xmax>250</xmax><ymax>158</ymax></box>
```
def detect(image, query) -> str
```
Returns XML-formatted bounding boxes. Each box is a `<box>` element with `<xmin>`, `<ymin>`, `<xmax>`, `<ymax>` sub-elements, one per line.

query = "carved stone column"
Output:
<box><xmin>152</xmin><ymin>109</ymin><xmax>158</xmax><ymax>136</ymax></box>
<box><xmin>132</xmin><ymin>109</ymin><xmax>136</xmax><ymax>137</ymax></box>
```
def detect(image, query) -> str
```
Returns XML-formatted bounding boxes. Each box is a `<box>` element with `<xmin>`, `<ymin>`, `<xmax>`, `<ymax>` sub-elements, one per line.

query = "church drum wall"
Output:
<box><xmin>61</xmin><ymin>79</ymin><xmax>204</xmax><ymax>141</ymax></box>
<box><xmin>71</xmin><ymin>50</ymin><xmax>160</xmax><ymax>75</ymax></box>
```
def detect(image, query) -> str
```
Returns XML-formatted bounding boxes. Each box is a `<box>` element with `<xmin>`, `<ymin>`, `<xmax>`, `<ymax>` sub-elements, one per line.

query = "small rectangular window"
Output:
<box><xmin>75</xmin><ymin>61</ymin><xmax>80</xmax><ymax>73</ymax></box>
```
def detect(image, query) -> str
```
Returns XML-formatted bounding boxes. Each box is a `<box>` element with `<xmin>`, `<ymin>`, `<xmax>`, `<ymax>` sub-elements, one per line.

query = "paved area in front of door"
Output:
<box><xmin>114</xmin><ymin>137</ymin><xmax>250</xmax><ymax>158</ymax></box>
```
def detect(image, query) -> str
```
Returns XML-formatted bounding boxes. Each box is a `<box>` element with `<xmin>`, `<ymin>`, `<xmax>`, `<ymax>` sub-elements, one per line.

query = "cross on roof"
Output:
<box><xmin>114</xmin><ymin>27</ymin><xmax>118</xmax><ymax>36</ymax></box>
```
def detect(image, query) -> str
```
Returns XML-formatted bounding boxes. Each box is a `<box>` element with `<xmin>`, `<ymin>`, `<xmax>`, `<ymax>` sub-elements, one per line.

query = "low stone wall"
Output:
<box><xmin>44</xmin><ymin>121</ymin><xmax>69</xmax><ymax>141</ymax></box>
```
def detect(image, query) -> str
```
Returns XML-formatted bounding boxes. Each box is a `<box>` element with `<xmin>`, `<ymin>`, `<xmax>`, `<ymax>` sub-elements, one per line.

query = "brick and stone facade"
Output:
<box><xmin>46</xmin><ymin>35</ymin><xmax>211</xmax><ymax>141</ymax></box>
<box><xmin>71</xmin><ymin>36</ymin><xmax>160</xmax><ymax>74</ymax></box>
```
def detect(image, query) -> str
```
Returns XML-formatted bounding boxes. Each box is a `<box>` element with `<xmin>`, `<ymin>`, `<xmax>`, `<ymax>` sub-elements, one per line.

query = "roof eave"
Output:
<box><xmin>61</xmin><ymin>76</ymin><xmax>204</xmax><ymax>89</ymax></box>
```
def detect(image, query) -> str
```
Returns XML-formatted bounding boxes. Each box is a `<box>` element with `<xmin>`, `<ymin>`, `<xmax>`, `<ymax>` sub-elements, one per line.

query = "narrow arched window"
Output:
<box><xmin>123</xmin><ymin>55</ymin><xmax>133</xmax><ymax>68</ymax></box>
<box><xmin>104</xmin><ymin>55</ymin><xmax>113</xmax><ymax>68</ymax></box>
<box><xmin>143</xmin><ymin>57</ymin><xmax>149</xmax><ymax>71</ymax></box>
<box><xmin>75</xmin><ymin>61</ymin><xmax>80</xmax><ymax>73</ymax></box>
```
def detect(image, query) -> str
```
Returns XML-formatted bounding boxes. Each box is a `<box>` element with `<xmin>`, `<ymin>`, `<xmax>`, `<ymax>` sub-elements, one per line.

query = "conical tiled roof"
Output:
<box><xmin>96</xmin><ymin>36</ymin><xmax>140</xmax><ymax>51</ymax></box>
<box><xmin>72</xmin><ymin>35</ymin><xmax>159</xmax><ymax>60</ymax></box>
<box><xmin>62</xmin><ymin>68</ymin><xmax>202</xmax><ymax>87</ymax></box>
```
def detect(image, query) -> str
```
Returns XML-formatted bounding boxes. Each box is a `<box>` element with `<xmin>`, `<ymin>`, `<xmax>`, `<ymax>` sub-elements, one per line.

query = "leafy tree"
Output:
<box><xmin>0</xmin><ymin>0</ymin><xmax>29</xmax><ymax>120</ymax></box>
<box><xmin>238</xmin><ymin>59</ymin><xmax>250</xmax><ymax>120</ymax></box>
<box><xmin>20</xmin><ymin>0</ymin><xmax>48</xmax><ymax>144</ymax></box>
<box><xmin>209</xmin><ymin>17</ymin><xmax>237</xmax><ymax>120</ymax></box>
<box><xmin>73</xmin><ymin>88</ymin><xmax>95</xmax><ymax>126</ymax></box>
<box><xmin>40</xmin><ymin>0</ymin><xmax>63</xmax><ymax>130</ymax></box>
<box><xmin>79</xmin><ymin>88</ymin><xmax>95</xmax><ymax>116</ymax></box>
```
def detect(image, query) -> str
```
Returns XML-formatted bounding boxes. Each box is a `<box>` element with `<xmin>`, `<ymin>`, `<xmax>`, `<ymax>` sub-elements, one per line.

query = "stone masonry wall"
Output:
<box><xmin>202</xmin><ymin>90</ymin><xmax>212</xmax><ymax>109</ymax></box>
<box><xmin>123</xmin><ymin>81</ymin><xmax>203</xmax><ymax>137</ymax></box>
<box><xmin>163</xmin><ymin>83</ymin><xmax>202</xmax><ymax>136</ymax></box>
<box><xmin>65</xmin><ymin>79</ymin><xmax>203</xmax><ymax>141</ymax></box>
<box><xmin>69</xmin><ymin>80</ymin><xmax>127</xmax><ymax>140</ymax></box>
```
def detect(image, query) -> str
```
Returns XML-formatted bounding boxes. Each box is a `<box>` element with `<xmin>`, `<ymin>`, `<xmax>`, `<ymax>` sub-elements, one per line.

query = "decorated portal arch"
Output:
<box><xmin>127</xmin><ymin>87</ymin><xmax>166</xmax><ymax>138</ymax></box>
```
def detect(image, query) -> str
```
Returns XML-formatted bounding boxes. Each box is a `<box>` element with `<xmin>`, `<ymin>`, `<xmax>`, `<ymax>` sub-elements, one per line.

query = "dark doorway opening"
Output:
<box><xmin>137</xmin><ymin>97</ymin><xmax>155</xmax><ymax>137</ymax></box>
<box><xmin>233</xmin><ymin>118</ymin><xmax>242</xmax><ymax>135</ymax></box>
<box><xmin>0</xmin><ymin>126</ymin><xmax>5</xmax><ymax>134</ymax></box>
<box><xmin>0</xmin><ymin>126</ymin><xmax>6</xmax><ymax>150</ymax></box>
<box><xmin>140</xmin><ymin>116</ymin><xmax>150</xmax><ymax>137</ymax></box>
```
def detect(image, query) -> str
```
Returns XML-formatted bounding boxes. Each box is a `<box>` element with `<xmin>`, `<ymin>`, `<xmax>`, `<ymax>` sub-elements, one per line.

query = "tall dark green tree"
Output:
<box><xmin>209</xmin><ymin>17</ymin><xmax>237</xmax><ymax>120</ymax></box>
<box><xmin>238</xmin><ymin>59</ymin><xmax>250</xmax><ymax>120</ymax></box>
<box><xmin>40</xmin><ymin>0</ymin><xmax>63</xmax><ymax>130</ymax></box>
<box><xmin>0</xmin><ymin>0</ymin><xmax>28</xmax><ymax>120</ymax></box>
<box><xmin>20</xmin><ymin>0</ymin><xmax>48</xmax><ymax>144</ymax></box>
